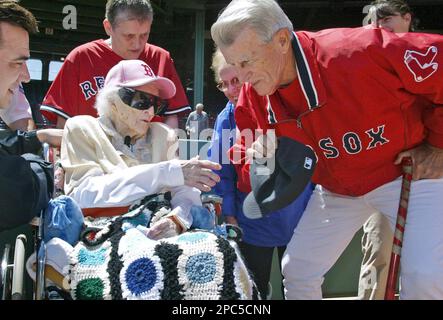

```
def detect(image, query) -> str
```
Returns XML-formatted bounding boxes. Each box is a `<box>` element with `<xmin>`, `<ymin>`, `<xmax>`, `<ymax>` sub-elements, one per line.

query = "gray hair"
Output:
<box><xmin>211</xmin><ymin>48</ymin><xmax>227</xmax><ymax>83</ymax></box>
<box><xmin>211</xmin><ymin>0</ymin><xmax>293</xmax><ymax>47</ymax></box>
<box><xmin>95</xmin><ymin>86</ymin><xmax>121</xmax><ymax>118</ymax></box>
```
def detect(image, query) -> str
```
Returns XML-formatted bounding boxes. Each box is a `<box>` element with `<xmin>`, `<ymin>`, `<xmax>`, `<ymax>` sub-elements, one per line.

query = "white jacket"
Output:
<box><xmin>61</xmin><ymin>115</ymin><xmax>200</xmax><ymax>230</ymax></box>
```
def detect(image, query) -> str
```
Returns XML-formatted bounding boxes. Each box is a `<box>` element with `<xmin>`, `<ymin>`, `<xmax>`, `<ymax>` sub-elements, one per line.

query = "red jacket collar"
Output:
<box><xmin>291</xmin><ymin>31</ymin><xmax>327</xmax><ymax>111</ymax></box>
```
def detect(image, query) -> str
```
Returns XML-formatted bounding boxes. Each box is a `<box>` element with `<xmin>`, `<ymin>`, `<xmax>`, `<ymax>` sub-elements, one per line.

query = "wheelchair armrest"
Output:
<box><xmin>201</xmin><ymin>194</ymin><xmax>223</xmax><ymax>218</ymax></box>
<box><xmin>201</xmin><ymin>194</ymin><xmax>223</xmax><ymax>205</ymax></box>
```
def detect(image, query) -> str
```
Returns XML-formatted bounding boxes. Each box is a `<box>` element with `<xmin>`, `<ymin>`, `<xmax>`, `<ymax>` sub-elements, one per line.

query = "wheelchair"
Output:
<box><xmin>0</xmin><ymin>142</ymin><xmax>57</xmax><ymax>300</ymax></box>
<box><xmin>1</xmin><ymin>109</ymin><xmax>234</xmax><ymax>300</ymax></box>
<box><xmin>0</xmin><ymin>147</ymin><xmax>224</xmax><ymax>300</ymax></box>
<box><xmin>0</xmin><ymin>234</ymin><xmax>27</xmax><ymax>300</ymax></box>
<box><xmin>1</xmin><ymin>189</ymin><xmax>224</xmax><ymax>301</ymax></box>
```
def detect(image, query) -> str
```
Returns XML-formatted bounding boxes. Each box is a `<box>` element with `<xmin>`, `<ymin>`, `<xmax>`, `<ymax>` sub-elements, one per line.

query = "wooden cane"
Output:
<box><xmin>385</xmin><ymin>157</ymin><xmax>413</xmax><ymax>300</ymax></box>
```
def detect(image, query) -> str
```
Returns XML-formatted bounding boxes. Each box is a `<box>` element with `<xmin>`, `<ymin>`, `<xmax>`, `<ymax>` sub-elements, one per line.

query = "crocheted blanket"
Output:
<box><xmin>69</xmin><ymin>205</ymin><xmax>255</xmax><ymax>300</ymax></box>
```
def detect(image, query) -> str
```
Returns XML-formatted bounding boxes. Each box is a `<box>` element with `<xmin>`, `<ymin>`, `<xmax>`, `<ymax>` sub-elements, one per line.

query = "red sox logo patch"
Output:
<box><xmin>141</xmin><ymin>63</ymin><xmax>154</xmax><ymax>77</ymax></box>
<box><xmin>404</xmin><ymin>46</ymin><xmax>438</xmax><ymax>82</ymax></box>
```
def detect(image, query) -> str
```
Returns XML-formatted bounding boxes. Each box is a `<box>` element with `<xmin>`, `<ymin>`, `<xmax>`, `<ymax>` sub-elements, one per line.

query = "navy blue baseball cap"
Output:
<box><xmin>243</xmin><ymin>136</ymin><xmax>316</xmax><ymax>219</ymax></box>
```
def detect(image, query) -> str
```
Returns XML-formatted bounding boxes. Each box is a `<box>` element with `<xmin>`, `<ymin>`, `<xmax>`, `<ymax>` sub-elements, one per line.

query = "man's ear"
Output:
<box><xmin>403</xmin><ymin>13</ymin><xmax>412</xmax><ymax>25</ymax></box>
<box><xmin>275</xmin><ymin>28</ymin><xmax>291</xmax><ymax>54</ymax></box>
<box><xmin>103</xmin><ymin>19</ymin><xmax>112</xmax><ymax>37</ymax></box>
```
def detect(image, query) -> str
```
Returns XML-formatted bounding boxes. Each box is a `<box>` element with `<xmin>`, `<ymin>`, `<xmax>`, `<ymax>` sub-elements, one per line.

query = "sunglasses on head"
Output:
<box><xmin>117</xmin><ymin>87</ymin><xmax>168</xmax><ymax>115</ymax></box>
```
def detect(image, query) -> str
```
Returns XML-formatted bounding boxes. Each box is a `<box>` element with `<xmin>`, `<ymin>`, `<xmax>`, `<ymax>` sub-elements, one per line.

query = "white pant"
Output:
<box><xmin>282</xmin><ymin>177</ymin><xmax>443</xmax><ymax>300</ymax></box>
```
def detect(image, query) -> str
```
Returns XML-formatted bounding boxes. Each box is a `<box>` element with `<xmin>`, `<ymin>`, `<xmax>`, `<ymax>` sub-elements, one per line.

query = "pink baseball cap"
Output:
<box><xmin>104</xmin><ymin>59</ymin><xmax>176</xmax><ymax>99</ymax></box>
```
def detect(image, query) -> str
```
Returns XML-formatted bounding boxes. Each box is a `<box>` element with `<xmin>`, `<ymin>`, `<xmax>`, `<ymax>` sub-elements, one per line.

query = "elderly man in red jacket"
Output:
<box><xmin>211</xmin><ymin>0</ymin><xmax>443</xmax><ymax>299</ymax></box>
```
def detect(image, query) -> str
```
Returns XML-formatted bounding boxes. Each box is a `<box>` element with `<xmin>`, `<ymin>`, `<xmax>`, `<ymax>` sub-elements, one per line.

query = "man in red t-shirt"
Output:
<box><xmin>42</xmin><ymin>0</ymin><xmax>190</xmax><ymax>129</ymax></box>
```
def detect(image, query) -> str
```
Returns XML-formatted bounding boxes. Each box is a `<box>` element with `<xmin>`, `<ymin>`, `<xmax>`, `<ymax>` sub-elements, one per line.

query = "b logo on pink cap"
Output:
<box><xmin>141</xmin><ymin>63</ymin><xmax>154</xmax><ymax>77</ymax></box>
<box><xmin>104</xmin><ymin>59</ymin><xmax>176</xmax><ymax>99</ymax></box>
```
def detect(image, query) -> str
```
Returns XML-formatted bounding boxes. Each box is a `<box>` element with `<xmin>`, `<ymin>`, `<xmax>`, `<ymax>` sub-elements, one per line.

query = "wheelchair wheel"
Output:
<box><xmin>1</xmin><ymin>244</ymin><xmax>11</xmax><ymax>300</ymax></box>
<box><xmin>11</xmin><ymin>235</ymin><xmax>27</xmax><ymax>300</ymax></box>
<box><xmin>35</xmin><ymin>240</ymin><xmax>47</xmax><ymax>300</ymax></box>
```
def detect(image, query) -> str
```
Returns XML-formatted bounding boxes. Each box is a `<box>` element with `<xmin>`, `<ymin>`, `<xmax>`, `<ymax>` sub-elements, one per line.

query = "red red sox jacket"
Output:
<box><xmin>232</xmin><ymin>27</ymin><xmax>443</xmax><ymax>196</ymax></box>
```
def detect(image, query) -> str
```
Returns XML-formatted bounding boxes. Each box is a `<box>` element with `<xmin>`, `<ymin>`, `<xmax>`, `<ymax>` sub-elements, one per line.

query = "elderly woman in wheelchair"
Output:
<box><xmin>62</xmin><ymin>59</ymin><xmax>222</xmax><ymax>237</ymax></box>
<box><xmin>24</xmin><ymin>60</ymin><xmax>254</xmax><ymax>300</ymax></box>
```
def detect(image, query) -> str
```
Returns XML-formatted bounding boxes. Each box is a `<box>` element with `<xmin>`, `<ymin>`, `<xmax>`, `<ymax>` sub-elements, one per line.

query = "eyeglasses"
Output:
<box><xmin>216</xmin><ymin>77</ymin><xmax>240</xmax><ymax>91</ymax></box>
<box><xmin>117</xmin><ymin>87</ymin><xmax>168</xmax><ymax>115</ymax></box>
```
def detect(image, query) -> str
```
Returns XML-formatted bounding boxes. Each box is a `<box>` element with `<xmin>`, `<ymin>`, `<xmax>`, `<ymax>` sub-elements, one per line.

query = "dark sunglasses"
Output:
<box><xmin>117</xmin><ymin>87</ymin><xmax>168</xmax><ymax>115</ymax></box>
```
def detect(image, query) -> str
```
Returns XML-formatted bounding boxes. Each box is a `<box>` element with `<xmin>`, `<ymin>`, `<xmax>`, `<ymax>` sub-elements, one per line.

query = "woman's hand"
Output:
<box><xmin>147</xmin><ymin>217</ymin><xmax>180</xmax><ymax>240</ymax></box>
<box><xmin>36</xmin><ymin>128</ymin><xmax>64</xmax><ymax>148</ymax></box>
<box><xmin>180</xmin><ymin>156</ymin><xmax>221</xmax><ymax>192</ymax></box>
